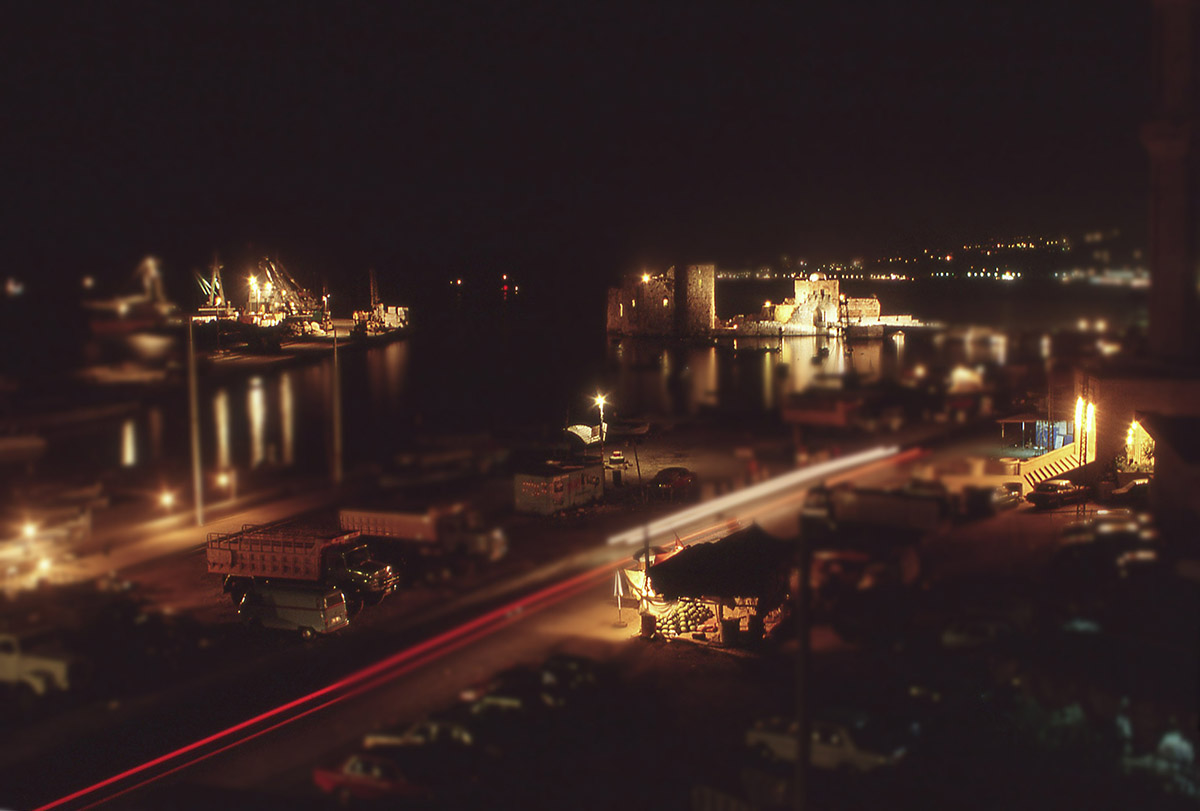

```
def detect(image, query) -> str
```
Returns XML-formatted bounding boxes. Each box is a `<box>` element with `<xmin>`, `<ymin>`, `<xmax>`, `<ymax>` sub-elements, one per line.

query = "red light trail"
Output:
<box><xmin>38</xmin><ymin>445</ymin><xmax>928</xmax><ymax>809</ymax></box>
<box><xmin>37</xmin><ymin>559</ymin><xmax>620</xmax><ymax>811</ymax></box>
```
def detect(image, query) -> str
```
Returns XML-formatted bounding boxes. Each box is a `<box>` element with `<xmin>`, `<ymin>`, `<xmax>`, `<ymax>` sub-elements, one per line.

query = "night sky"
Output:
<box><xmin>2</xmin><ymin>1</ymin><xmax>1150</xmax><ymax>304</ymax></box>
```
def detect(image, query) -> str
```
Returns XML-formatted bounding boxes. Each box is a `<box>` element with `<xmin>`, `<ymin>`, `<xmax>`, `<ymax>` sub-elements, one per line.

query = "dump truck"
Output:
<box><xmin>207</xmin><ymin>523</ymin><xmax>400</xmax><ymax>607</ymax></box>
<box><xmin>338</xmin><ymin>504</ymin><xmax>507</xmax><ymax>563</ymax></box>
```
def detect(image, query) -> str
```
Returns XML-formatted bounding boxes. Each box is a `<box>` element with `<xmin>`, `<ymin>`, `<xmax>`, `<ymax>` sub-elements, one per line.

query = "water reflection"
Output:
<box><xmin>609</xmin><ymin>331</ymin><xmax>1010</xmax><ymax>415</ymax></box>
<box><xmin>213</xmin><ymin>389</ymin><xmax>230</xmax><ymax>470</ymax></box>
<box><xmin>120</xmin><ymin>419</ymin><xmax>136</xmax><ymax>467</ymax></box>
<box><xmin>248</xmin><ymin>376</ymin><xmax>265</xmax><ymax>468</ymax></box>
<box><xmin>280</xmin><ymin>372</ymin><xmax>294</xmax><ymax>466</ymax></box>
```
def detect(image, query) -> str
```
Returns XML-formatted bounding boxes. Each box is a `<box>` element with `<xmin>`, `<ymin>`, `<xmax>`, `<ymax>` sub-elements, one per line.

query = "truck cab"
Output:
<box><xmin>328</xmin><ymin>543</ymin><xmax>401</xmax><ymax>602</ymax></box>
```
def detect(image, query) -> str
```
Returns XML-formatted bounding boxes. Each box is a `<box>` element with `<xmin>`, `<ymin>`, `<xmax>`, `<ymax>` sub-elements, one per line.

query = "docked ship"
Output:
<box><xmin>242</xmin><ymin>256</ymin><xmax>331</xmax><ymax>338</ymax></box>
<box><xmin>351</xmin><ymin>269</ymin><xmax>409</xmax><ymax>341</ymax></box>
<box><xmin>83</xmin><ymin>256</ymin><xmax>178</xmax><ymax>337</ymax></box>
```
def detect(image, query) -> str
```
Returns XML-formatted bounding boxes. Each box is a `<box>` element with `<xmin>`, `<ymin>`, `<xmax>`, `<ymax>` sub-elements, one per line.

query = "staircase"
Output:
<box><xmin>1017</xmin><ymin>436</ymin><xmax>1096</xmax><ymax>491</ymax></box>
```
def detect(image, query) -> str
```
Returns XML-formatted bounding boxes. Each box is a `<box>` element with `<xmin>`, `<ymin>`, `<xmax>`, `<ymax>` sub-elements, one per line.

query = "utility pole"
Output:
<box><xmin>793</xmin><ymin>537</ymin><xmax>811</xmax><ymax>811</ymax></box>
<box><xmin>186</xmin><ymin>318</ymin><xmax>204</xmax><ymax>526</ymax></box>
<box><xmin>632</xmin><ymin>439</ymin><xmax>644</xmax><ymax>503</ymax></box>
<box><xmin>332</xmin><ymin>328</ymin><xmax>344</xmax><ymax>485</ymax></box>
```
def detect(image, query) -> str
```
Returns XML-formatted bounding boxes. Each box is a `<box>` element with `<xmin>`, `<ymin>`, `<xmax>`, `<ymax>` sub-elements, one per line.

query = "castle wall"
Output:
<box><xmin>606</xmin><ymin>269</ymin><xmax>677</xmax><ymax>336</ymax></box>
<box><xmin>845</xmin><ymin>296</ymin><xmax>881</xmax><ymax>321</ymax></box>
<box><xmin>682</xmin><ymin>264</ymin><xmax>716</xmax><ymax>336</ymax></box>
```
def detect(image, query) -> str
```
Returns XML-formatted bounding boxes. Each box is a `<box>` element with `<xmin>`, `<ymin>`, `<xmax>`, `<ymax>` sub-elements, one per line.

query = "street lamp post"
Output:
<box><xmin>187</xmin><ymin>317</ymin><xmax>204</xmax><ymax>526</ymax></box>
<box><xmin>332</xmin><ymin>328</ymin><xmax>344</xmax><ymax>485</ymax></box>
<box><xmin>594</xmin><ymin>394</ymin><xmax>607</xmax><ymax>487</ymax></box>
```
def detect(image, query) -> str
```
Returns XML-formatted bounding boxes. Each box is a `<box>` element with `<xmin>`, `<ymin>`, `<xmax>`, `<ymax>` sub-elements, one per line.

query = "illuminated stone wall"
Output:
<box><xmin>606</xmin><ymin>270</ymin><xmax>676</xmax><ymax>336</ymax></box>
<box><xmin>845</xmin><ymin>296</ymin><xmax>880</xmax><ymax>321</ymax></box>
<box><xmin>681</xmin><ymin>264</ymin><xmax>716</xmax><ymax>337</ymax></box>
<box><xmin>787</xmin><ymin>276</ymin><xmax>840</xmax><ymax>330</ymax></box>
<box><xmin>607</xmin><ymin>264</ymin><xmax>714</xmax><ymax>337</ymax></box>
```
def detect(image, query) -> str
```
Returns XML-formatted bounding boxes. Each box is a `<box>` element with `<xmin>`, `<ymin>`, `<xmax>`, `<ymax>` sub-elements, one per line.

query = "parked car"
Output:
<box><xmin>458</xmin><ymin>665</ymin><xmax>566</xmax><ymax>710</ymax></box>
<box><xmin>607</xmin><ymin>450</ymin><xmax>627</xmax><ymax>467</ymax></box>
<box><xmin>651</xmin><ymin>467</ymin><xmax>698</xmax><ymax>500</ymax></box>
<box><xmin>939</xmin><ymin>618</ymin><xmax>1013</xmax><ymax>649</ymax></box>
<box><xmin>364</xmin><ymin>718</ymin><xmax>480</xmax><ymax>751</ymax></box>
<box><xmin>1108</xmin><ymin>477</ymin><xmax>1151</xmax><ymax>509</ymax></box>
<box><xmin>1025</xmin><ymin>479</ymin><xmax>1088</xmax><ymax>509</ymax></box>
<box><xmin>746</xmin><ymin>711</ymin><xmax>911</xmax><ymax>772</ymax></box>
<box><xmin>538</xmin><ymin>652</ymin><xmax>604</xmax><ymax>693</ymax></box>
<box><xmin>312</xmin><ymin>752</ymin><xmax>431</xmax><ymax>805</ymax></box>
<box><xmin>990</xmin><ymin>483</ymin><xmax>1023</xmax><ymax>511</ymax></box>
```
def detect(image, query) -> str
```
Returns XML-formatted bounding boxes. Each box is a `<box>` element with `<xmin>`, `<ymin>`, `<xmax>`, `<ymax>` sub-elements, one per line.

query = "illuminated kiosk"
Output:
<box><xmin>513</xmin><ymin>459</ymin><xmax>603</xmax><ymax>516</ymax></box>
<box><xmin>641</xmin><ymin>524</ymin><xmax>793</xmax><ymax>646</ymax></box>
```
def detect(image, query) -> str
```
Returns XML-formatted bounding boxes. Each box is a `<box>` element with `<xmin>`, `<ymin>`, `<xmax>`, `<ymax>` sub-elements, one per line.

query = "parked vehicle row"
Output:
<box><xmin>745</xmin><ymin>709</ymin><xmax>915</xmax><ymax>773</ymax></box>
<box><xmin>313</xmin><ymin>654</ymin><xmax>608</xmax><ymax>805</ymax></box>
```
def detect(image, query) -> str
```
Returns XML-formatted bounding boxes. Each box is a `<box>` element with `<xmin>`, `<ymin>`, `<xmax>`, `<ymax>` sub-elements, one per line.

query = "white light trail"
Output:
<box><xmin>606</xmin><ymin>444</ymin><xmax>900</xmax><ymax>546</ymax></box>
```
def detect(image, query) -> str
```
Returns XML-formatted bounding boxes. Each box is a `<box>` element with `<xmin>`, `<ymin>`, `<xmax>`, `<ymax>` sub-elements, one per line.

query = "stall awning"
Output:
<box><xmin>648</xmin><ymin>524</ymin><xmax>794</xmax><ymax>601</ymax></box>
<box><xmin>995</xmin><ymin>413</ymin><xmax>1045</xmax><ymax>424</ymax></box>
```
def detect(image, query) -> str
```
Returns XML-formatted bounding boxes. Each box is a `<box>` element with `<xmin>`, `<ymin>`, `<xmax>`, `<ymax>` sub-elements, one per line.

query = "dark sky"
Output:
<box><xmin>2</xmin><ymin>1</ymin><xmax>1151</xmax><ymax>301</ymax></box>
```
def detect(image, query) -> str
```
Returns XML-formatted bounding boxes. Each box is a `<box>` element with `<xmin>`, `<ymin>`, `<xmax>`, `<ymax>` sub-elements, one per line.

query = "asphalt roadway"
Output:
<box><xmin>7</xmin><ymin>442</ymin><xmax>916</xmax><ymax>811</ymax></box>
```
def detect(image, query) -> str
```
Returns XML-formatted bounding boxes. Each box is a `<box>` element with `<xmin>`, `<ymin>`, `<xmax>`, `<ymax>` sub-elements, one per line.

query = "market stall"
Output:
<box><xmin>633</xmin><ymin>524</ymin><xmax>795</xmax><ymax>645</ymax></box>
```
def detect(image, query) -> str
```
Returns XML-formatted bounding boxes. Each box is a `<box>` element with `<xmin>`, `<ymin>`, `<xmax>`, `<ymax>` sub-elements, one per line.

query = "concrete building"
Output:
<box><xmin>606</xmin><ymin>264</ymin><xmax>716</xmax><ymax>338</ymax></box>
<box><xmin>1069</xmin><ymin>1</ymin><xmax>1200</xmax><ymax>548</ymax></box>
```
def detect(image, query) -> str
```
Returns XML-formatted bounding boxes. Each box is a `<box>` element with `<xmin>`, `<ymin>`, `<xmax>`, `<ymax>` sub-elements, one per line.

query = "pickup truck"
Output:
<box><xmin>0</xmin><ymin>630</ymin><xmax>76</xmax><ymax>700</ymax></box>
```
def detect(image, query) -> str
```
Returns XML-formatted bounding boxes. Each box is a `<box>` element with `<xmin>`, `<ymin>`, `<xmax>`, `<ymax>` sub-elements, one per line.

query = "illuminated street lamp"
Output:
<box><xmin>22</xmin><ymin>521</ymin><xmax>37</xmax><ymax>540</ymax></box>
<box><xmin>594</xmin><ymin>393</ymin><xmax>608</xmax><ymax>483</ymax></box>
<box><xmin>160</xmin><ymin>490</ymin><xmax>175</xmax><ymax>510</ymax></box>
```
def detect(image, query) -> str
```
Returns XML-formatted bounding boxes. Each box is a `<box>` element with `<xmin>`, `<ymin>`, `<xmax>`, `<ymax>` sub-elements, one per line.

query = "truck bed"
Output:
<box><xmin>339</xmin><ymin>509</ymin><xmax>441</xmax><ymax>542</ymax></box>
<box><xmin>207</xmin><ymin>524</ymin><xmax>361</xmax><ymax>582</ymax></box>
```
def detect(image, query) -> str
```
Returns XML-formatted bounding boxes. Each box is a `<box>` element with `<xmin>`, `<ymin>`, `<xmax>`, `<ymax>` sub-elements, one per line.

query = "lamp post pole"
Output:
<box><xmin>332</xmin><ymin>328</ymin><xmax>344</xmax><ymax>486</ymax></box>
<box><xmin>595</xmin><ymin>394</ymin><xmax>607</xmax><ymax>490</ymax></box>
<box><xmin>186</xmin><ymin>317</ymin><xmax>204</xmax><ymax>526</ymax></box>
<box><xmin>794</xmin><ymin>537</ymin><xmax>811</xmax><ymax>811</ymax></box>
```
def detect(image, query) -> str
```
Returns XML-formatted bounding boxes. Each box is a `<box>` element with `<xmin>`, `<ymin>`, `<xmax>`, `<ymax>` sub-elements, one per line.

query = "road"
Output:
<box><xmin>15</xmin><ymin>444</ymin><xmax>925</xmax><ymax>811</ymax></box>
<box><xmin>84</xmin><ymin>571</ymin><xmax>860</xmax><ymax>811</ymax></box>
